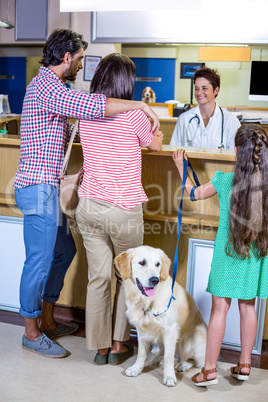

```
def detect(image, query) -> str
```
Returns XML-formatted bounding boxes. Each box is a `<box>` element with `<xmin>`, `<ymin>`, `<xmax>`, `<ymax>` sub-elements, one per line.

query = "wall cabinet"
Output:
<box><xmin>15</xmin><ymin>0</ymin><xmax>48</xmax><ymax>41</ymax></box>
<box><xmin>92</xmin><ymin>9</ymin><xmax>268</xmax><ymax>44</ymax></box>
<box><xmin>0</xmin><ymin>0</ymin><xmax>70</xmax><ymax>45</ymax></box>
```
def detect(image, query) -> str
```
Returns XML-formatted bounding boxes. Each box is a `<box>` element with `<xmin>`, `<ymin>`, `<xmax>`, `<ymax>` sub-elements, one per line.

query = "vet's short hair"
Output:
<box><xmin>193</xmin><ymin>67</ymin><xmax>220</xmax><ymax>94</ymax></box>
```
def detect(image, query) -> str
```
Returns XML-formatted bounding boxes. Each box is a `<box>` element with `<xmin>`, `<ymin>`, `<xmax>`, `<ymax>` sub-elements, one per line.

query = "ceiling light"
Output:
<box><xmin>0</xmin><ymin>17</ymin><xmax>14</xmax><ymax>29</ymax></box>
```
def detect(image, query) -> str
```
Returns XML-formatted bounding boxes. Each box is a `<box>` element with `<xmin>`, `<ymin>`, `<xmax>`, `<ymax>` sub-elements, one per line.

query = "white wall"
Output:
<box><xmin>68</xmin><ymin>10</ymin><xmax>121</xmax><ymax>91</ymax></box>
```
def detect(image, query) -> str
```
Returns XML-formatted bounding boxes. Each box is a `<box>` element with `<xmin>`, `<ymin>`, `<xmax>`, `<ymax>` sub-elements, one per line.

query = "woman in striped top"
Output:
<box><xmin>76</xmin><ymin>53</ymin><xmax>163</xmax><ymax>365</ymax></box>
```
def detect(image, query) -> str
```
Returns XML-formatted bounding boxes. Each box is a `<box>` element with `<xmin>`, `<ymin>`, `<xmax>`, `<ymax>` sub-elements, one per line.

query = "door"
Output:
<box><xmin>0</xmin><ymin>57</ymin><xmax>26</xmax><ymax>114</ymax></box>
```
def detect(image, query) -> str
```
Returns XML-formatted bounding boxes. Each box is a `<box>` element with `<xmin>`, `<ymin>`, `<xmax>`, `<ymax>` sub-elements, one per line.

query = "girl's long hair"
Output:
<box><xmin>227</xmin><ymin>124</ymin><xmax>268</xmax><ymax>259</ymax></box>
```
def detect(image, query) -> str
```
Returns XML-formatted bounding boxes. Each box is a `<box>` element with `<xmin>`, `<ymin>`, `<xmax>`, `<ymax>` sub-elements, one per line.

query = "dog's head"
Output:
<box><xmin>115</xmin><ymin>246</ymin><xmax>170</xmax><ymax>297</ymax></box>
<box><xmin>142</xmin><ymin>87</ymin><xmax>156</xmax><ymax>103</ymax></box>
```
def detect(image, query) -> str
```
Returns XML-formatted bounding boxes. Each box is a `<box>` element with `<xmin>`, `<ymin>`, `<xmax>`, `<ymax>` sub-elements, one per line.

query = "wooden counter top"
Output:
<box><xmin>142</xmin><ymin>144</ymin><xmax>236</xmax><ymax>161</ymax></box>
<box><xmin>0</xmin><ymin>134</ymin><xmax>20</xmax><ymax>146</ymax></box>
<box><xmin>0</xmin><ymin>115</ymin><xmax>20</xmax><ymax>124</ymax></box>
<box><xmin>0</xmin><ymin>135</ymin><xmax>236</xmax><ymax>161</ymax></box>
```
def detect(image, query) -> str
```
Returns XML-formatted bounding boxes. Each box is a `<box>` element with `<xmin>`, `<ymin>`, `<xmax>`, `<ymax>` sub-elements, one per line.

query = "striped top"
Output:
<box><xmin>79</xmin><ymin>109</ymin><xmax>154</xmax><ymax>209</ymax></box>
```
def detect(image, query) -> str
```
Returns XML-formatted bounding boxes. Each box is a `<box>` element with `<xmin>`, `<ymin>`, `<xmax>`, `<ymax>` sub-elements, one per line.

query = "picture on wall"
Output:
<box><xmin>83</xmin><ymin>56</ymin><xmax>102</xmax><ymax>81</ymax></box>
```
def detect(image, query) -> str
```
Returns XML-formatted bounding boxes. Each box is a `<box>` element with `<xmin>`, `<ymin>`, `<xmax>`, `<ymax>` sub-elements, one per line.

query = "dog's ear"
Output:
<box><xmin>114</xmin><ymin>249</ymin><xmax>133</xmax><ymax>280</ymax></box>
<box><xmin>158</xmin><ymin>249</ymin><xmax>171</xmax><ymax>281</ymax></box>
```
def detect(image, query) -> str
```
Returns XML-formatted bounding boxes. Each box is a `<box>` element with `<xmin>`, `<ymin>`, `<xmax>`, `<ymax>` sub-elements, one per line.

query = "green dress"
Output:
<box><xmin>206</xmin><ymin>171</ymin><xmax>268</xmax><ymax>299</ymax></box>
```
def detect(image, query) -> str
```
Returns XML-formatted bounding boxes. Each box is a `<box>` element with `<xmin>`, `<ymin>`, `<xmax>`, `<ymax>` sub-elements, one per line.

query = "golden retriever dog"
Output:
<box><xmin>142</xmin><ymin>86</ymin><xmax>156</xmax><ymax>103</ymax></box>
<box><xmin>114</xmin><ymin>246</ymin><xmax>207</xmax><ymax>387</ymax></box>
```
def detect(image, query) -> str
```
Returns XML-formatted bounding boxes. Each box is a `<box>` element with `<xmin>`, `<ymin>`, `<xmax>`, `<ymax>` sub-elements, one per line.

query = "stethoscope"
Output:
<box><xmin>186</xmin><ymin>106</ymin><xmax>225</xmax><ymax>149</ymax></box>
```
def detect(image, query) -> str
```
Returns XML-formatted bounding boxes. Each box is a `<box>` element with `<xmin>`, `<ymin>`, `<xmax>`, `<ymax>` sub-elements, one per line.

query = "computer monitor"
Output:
<box><xmin>180</xmin><ymin>63</ymin><xmax>205</xmax><ymax>79</ymax></box>
<box><xmin>249</xmin><ymin>61</ymin><xmax>268</xmax><ymax>101</ymax></box>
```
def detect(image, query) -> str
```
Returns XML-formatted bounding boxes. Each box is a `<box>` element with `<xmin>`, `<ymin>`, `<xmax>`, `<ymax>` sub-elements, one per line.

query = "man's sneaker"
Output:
<box><xmin>42</xmin><ymin>321</ymin><xmax>78</xmax><ymax>339</ymax></box>
<box><xmin>22</xmin><ymin>333</ymin><xmax>69</xmax><ymax>358</ymax></box>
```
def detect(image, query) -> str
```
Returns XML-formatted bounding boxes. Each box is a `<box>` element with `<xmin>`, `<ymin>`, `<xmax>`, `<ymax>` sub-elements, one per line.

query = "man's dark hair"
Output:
<box><xmin>40</xmin><ymin>29</ymin><xmax>88</xmax><ymax>67</ymax></box>
<box><xmin>90</xmin><ymin>53</ymin><xmax>136</xmax><ymax>100</ymax></box>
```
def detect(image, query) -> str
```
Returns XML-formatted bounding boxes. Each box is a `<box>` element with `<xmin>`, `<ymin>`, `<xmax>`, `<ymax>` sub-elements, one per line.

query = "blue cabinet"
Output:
<box><xmin>131</xmin><ymin>57</ymin><xmax>175</xmax><ymax>102</ymax></box>
<box><xmin>0</xmin><ymin>57</ymin><xmax>26</xmax><ymax>114</ymax></box>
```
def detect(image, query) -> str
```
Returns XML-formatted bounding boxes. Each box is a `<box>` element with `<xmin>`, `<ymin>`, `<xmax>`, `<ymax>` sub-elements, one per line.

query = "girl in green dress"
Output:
<box><xmin>173</xmin><ymin>124</ymin><xmax>268</xmax><ymax>387</ymax></box>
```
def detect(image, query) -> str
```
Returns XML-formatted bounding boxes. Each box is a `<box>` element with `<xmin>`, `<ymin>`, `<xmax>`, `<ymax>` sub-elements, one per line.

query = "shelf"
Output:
<box><xmin>143</xmin><ymin>212</ymin><xmax>219</xmax><ymax>227</ymax></box>
<box><xmin>0</xmin><ymin>193</ymin><xmax>219</xmax><ymax>228</ymax></box>
<box><xmin>0</xmin><ymin>193</ymin><xmax>16</xmax><ymax>205</ymax></box>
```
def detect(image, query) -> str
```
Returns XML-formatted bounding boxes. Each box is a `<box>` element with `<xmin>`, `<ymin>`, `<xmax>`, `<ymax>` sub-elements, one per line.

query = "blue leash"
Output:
<box><xmin>153</xmin><ymin>158</ymin><xmax>201</xmax><ymax>317</ymax></box>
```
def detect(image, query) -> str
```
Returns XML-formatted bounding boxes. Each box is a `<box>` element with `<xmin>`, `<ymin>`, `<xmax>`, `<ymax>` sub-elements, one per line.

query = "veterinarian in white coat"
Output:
<box><xmin>170</xmin><ymin>67</ymin><xmax>240</xmax><ymax>149</ymax></box>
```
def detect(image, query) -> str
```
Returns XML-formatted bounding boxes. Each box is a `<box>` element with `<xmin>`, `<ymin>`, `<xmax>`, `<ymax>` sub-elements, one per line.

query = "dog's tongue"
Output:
<box><xmin>143</xmin><ymin>286</ymin><xmax>155</xmax><ymax>297</ymax></box>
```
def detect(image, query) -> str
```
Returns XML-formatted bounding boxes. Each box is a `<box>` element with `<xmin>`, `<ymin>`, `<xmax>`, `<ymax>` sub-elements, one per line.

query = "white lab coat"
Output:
<box><xmin>170</xmin><ymin>104</ymin><xmax>241</xmax><ymax>149</ymax></box>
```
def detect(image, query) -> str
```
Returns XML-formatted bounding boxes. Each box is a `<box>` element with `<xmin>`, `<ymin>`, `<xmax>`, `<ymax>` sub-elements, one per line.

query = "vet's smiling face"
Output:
<box><xmin>131</xmin><ymin>248</ymin><xmax>163</xmax><ymax>297</ymax></box>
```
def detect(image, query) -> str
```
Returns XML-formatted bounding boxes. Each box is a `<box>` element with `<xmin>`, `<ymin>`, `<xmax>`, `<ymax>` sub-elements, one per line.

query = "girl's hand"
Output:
<box><xmin>172</xmin><ymin>149</ymin><xmax>188</xmax><ymax>168</ymax></box>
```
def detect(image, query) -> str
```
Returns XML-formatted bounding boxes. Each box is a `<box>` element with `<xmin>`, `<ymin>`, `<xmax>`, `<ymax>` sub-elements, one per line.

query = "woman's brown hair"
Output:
<box><xmin>90</xmin><ymin>53</ymin><xmax>135</xmax><ymax>100</ymax></box>
<box><xmin>193</xmin><ymin>67</ymin><xmax>220</xmax><ymax>96</ymax></box>
<box><xmin>227</xmin><ymin>124</ymin><xmax>268</xmax><ymax>259</ymax></box>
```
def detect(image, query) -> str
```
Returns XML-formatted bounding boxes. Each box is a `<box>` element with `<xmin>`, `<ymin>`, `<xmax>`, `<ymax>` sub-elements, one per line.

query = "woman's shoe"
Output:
<box><xmin>192</xmin><ymin>367</ymin><xmax>218</xmax><ymax>387</ymax></box>
<box><xmin>94</xmin><ymin>352</ymin><xmax>109</xmax><ymax>365</ymax></box>
<box><xmin>230</xmin><ymin>362</ymin><xmax>251</xmax><ymax>381</ymax></box>
<box><xmin>108</xmin><ymin>343</ymin><xmax>134</xmax><ymax>365</ymax></box>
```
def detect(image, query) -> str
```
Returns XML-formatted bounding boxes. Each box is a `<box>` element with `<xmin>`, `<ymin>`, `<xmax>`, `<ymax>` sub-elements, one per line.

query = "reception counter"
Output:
<box><xmin>0</xmin><ymin>135</ymin><xmax>267</xmax><ymax>339</ymax></box>
<box><xmin>159</xmin><ymin>117</ymin><xmax>268</xmax><ymax>145</ymax></box>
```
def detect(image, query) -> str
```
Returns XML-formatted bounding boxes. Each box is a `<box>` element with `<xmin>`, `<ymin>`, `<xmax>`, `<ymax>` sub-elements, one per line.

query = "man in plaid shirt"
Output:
<box><xmin>14</xmin><ymin>29</ymin><xmax>159</xmax><ymax>358</ymax></box>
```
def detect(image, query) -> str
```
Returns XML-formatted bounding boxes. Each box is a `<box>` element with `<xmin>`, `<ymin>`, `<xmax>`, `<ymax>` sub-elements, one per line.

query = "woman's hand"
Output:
<box><xmin>172</xmin><ymin>149</ymin><xmax>188</xmax><ymax>169</ymax></box>
<box><xmin>155</xmin><ymin>131</ymin><xmax>164</xmax><ymax>140</ymax></box>
<box><xmin>147</xmin><ymin>130</ymin><xmax>163</xmax><ymax>151</ymax></box>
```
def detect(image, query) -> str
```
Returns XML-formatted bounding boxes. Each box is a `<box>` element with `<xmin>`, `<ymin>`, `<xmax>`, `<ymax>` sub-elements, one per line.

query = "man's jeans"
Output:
<box><xmin>15</xmin><ymin>184</ymin><xmax>76</xmax><ymax>318</ymax></box>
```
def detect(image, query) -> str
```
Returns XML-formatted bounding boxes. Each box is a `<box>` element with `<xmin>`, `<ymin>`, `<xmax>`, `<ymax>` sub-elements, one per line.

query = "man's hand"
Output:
<box><xmin>105</xmin><ymin>98</ymin><xmax>160</xmax><ymax>134</ymax></box>
<box><xmin>141</xmin><ymin>103</ymin><xmax>160</xmax><ymax>134</ymax></box>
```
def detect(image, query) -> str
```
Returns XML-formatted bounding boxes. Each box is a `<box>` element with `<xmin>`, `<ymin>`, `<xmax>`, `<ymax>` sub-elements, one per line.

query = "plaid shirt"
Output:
<box><xmin>14</xmin><ymin>66</ymin><xmax>106</xmax><ymax>189</ymax></box>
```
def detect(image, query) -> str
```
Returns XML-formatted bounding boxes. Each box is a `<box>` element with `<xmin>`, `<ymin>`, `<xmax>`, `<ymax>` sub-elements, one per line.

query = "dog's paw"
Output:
<box><xmin>125</xmin><ymin>365</ymin><xmax>142</xmax><ymax>377</ymax></box>
<box><xmin>163</xmin><ymin>374</ymin><xmax>177</xmax><ymax>387</ymax></box>
<box><xmin>176</xmin><ymin>360</ymin><xmax>193</xmax><ymax>372</ymax></box>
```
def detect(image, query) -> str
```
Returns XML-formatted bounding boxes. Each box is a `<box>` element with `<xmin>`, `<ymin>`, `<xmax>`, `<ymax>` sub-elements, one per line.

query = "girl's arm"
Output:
<box><xmin>172</xmin><ymin>149</ymin><xmax>217</xmax><ymax>200</ymax></box>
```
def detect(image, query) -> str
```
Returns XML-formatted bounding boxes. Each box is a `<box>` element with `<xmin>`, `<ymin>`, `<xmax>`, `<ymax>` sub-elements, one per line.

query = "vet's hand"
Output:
<box><xmin>141</xmin><ymin>103</ymin><xmax>160</xmax><ymax>134</ymax></box>
<box><xmin>172</xmin><ymin>149</ymin><xmax>188</xmax><ymax>169</ymax></box>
